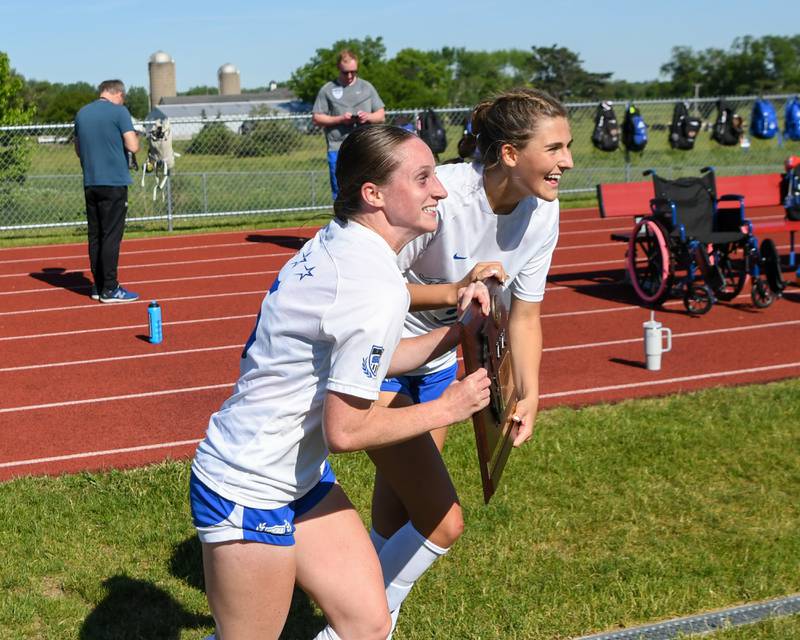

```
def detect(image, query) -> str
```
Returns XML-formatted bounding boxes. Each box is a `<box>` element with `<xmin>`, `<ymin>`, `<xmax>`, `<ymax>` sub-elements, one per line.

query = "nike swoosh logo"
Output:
<box><xmin>453</xmin><ymin>254</ymin><xmax>468</xmax><ymax>260</ymax></box>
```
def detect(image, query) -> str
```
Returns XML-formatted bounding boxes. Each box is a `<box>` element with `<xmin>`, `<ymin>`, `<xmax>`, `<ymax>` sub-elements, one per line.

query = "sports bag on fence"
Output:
<box><xmin>784</xmin><ymin>96</ymin><xmax>800</xmax><ymax>141</ymax></box>
<box><xmin>622</xmin><ymin>103</ymin><xmax>648</xmax><ymax>152</ymax></box>
<box><xmin>419</xmin><ymin>108</ymin><xmax>448</xmax><ymax>154</ymax></box>
<box><xmin>669</xmin><ymin>101</ymin><xmax>701</xmax><ymax>150</ymax></box>
<box><xmin>781</xmin><ymin>165</ymin><xmax>800</xmax><ymax>221</ymax></box>
<box><xmin>591</xmin><ymin>101</ymin><xmax>620</xmax><ymax>151</ymax></box>
<box><xmin>711</xmin><ymin>99</ymin><xmax>740</xmax><ymax>146</ymax></box>
<box><xmin>750</xmin><ymin>98</ymin><xmax>779</xmax><ymax>139</ymax></box>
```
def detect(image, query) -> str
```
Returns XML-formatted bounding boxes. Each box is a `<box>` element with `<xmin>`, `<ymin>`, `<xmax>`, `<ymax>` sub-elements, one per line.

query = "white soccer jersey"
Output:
<box><xmin>398</xmin><ymin>161</ymin><xmax>560</xmax><ymax>375</ymax></box>
<box><xmin>192</xmin><ymin>219</ymin><xmax>409</xmax><ymax>508</ymax></box>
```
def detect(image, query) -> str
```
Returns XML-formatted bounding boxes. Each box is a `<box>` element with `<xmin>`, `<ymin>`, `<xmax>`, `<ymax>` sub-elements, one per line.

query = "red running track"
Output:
<box><xmin>1</xmin><ymin>211</ymin><xmax>798</xmax><ymax>481</ymax></box>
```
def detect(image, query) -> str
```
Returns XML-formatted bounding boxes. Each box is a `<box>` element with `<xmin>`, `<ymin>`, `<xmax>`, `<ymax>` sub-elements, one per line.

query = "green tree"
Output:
<box><xmin>185</xmin><ymin>121</ymin><xmax>235</xmax><ymax>155</ymax></box>
<box><xmin>0</xmin><ymin>51</ymin><xmax>35</xmax><ymax>217</ymax></box>
<box><xmin>288</xmin><ymin>36</ymin><xmax>387</xmax><ymax>103</ymax></box>
<box><xmin>439</xmin><ymin>48</ymin><xmax>525</xmax><ymax>106</ymax></box>
<box><xmin>179</xmin><ymin>85</ymin><xmax>219</xmax><ymax>96</ymax></box>
<box><xmin>660</xmin><ymin>35</ymin><xmax>800</xmax><ymax>97</ymax></box>
<box><xmin>526</xmin><ymin>45</ymin><xmax>611</xmax><ymax>100</ymax></box>
<box><xmin>125</xmin><ymin>86</ymin><xmax>150</xmax><ymax>120</ymax></box>
<box><xmin>371</xmin><ymin>48</ymin><xmax>450</xmax><ymax>108</ymax></box>
<box><xmin>234</xmin><ymin>107</ymin><xmax>302</xmax><ymax>157</ymax></box>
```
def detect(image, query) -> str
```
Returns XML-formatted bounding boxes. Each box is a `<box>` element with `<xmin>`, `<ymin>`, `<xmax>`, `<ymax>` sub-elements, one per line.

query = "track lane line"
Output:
<box><xmin>540</xmin><ymin>361</ymin><xmax>800</xmax><ymax>399</ymax></box>
<box><xmin>0</xmin><ymin>313</ymin><xmax>254</xmax><ymax>341</ymax></box>
<box><xmin>0</xmin><ymin>439</ymin><xmax>202</xmax><ymax>470</ymax></box>
<box><xmin>6</xmin><ymin>319</ymin><xmax>798</xmax><ymax>372</ymax></box>
<box><xmin>0</xmin><ymin>383</ymin><xmax>232</xmax><ymax>414</ymax></box>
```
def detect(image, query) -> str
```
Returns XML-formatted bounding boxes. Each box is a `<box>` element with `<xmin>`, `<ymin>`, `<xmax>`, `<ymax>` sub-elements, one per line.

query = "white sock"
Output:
<box><xmin>379</xmin><ymin>521</ymin><xmax>449</xmax><ymax>628</ymax></box>
<box><xmin>369</xmin><ymin>527</ymin><xmax>388</xmax><ymax>554</ymax></box>
<box><xmin>312</xmin><ymin>624</ymin><xmax>342</xmax><ymax>640</ymax></box>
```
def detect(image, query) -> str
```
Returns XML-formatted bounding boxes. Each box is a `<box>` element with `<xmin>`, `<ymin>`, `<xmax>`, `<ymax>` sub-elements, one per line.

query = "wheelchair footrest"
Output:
<box><xmin>611</xmin><ymin>233</ymin><xmax>631</xmax><ymax>243</ymax></box>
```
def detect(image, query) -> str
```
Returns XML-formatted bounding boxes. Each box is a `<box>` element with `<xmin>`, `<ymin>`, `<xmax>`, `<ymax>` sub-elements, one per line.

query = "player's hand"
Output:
<box><xmin>458</xmin><ymin>261</ymin><xmax>507</xmax><ymax>289</ymax></box>
<box><xmin>457</xmin><ymin>280</ymin><xmax>490</xmax><ymax>318</ymax></box>
<box><xmin>343</xmin><ymin>112</ymin><xmax>354</xmax><ymax>124</ymax></box>
<box><xmin>352</xmin><ymin>111</ymin><xmax>363</xmax><ymax>124</ymax></box>
<box><xmin>441</xmin><ymin>368</ymin><xmax>491</xmax><ymax>423</ymax></box>
<box><xmin>509</xmin><ymin>396</ymin><xmax>538</xmax><ymax>447</ymax></box>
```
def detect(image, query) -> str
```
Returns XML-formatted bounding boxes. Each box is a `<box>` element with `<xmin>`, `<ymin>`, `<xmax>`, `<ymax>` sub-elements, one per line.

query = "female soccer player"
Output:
<box><xmin>190</xmin><ymin>125</ymin><xmax>491</xmax><ymax>640</ymax></box>
<box><xmin>369</xmin><ymin>88</ymin><xmax>574</xmax><ymax>633</ymax></box>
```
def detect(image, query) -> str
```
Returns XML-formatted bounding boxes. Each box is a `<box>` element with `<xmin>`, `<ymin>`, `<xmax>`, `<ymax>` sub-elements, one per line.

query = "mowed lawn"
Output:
<box><xmin>1</xmin><ymin>379</ymin><xmax>799</xmax><ymax>639</ymax></box>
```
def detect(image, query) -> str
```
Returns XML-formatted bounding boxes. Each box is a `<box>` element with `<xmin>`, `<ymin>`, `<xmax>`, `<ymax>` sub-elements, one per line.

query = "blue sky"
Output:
<box><xmin>1</xmin><ymin>1</ymin><xmax>795</xmax><ymax>92</ymax></box>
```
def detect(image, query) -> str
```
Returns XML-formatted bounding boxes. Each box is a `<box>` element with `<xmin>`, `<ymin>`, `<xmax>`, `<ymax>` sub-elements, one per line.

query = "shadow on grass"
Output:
<box><xmin>30</xmin><ymin>267</ymin><xmax>93</xmax><ymax>299</ymax></box>
<box><xmin>79</xmin><ymin>574</ymin><xmax>212</xmax><ymax>640</ymax></box>
<box><xmin>167</xmin><ymin>535</ymin><xmax>326</xmax><ymax>639</ymax></box>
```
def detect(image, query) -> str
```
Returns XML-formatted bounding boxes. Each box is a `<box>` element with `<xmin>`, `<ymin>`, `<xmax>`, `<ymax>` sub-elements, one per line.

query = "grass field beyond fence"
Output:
<box><xmin>4</xmin><ymin>96</ymin><xmax>800</xmax><ymax>233</ymax></box>
<box><xmin>1</xmin><ymin>379</ymin><xmax>798</xmax><ymax>639</ymax></box>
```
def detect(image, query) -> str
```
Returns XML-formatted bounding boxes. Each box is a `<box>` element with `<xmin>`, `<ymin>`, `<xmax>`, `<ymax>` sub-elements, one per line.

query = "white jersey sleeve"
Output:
<box><xmin>323</xmin><ymin>268</ymin><xmax>408</xmax><ymax>400</ymax></box>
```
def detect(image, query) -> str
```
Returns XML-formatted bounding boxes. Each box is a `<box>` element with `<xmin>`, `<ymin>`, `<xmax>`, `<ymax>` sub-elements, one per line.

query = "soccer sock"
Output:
<box><xmin>369</xmin><ymin>527</ymin><xmax>388</xmax><ymax>555</ymax></box>
<box><xmin>311</xmin><ymin>624</ymin><xmax>342</xmax><ymax>640</ymax></box>
<box><xmin>379</xmin><ymin>521</ymin><xmax>449</xmax><ymax>622</ymax></box>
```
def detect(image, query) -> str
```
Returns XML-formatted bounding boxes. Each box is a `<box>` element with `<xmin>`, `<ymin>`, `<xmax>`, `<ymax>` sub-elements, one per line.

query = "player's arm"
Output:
<box><xmin>312</xmin><ymin>111</ymin><xmax>350</xmax><ymax>127</ymax></box>
<box><xmin>388</xmin><ymin>281</ymin><xmax>489</xmax><ymax>375</ymax></box>
<box><xmin>323</xmin><ymin>369</ymin><xmax>490</xmax><ymax>452</ymax></box>
<box><xmin>361</xmin><ymin>107</ymin><xmax>385</xmax><ymax>124</ymax></box>
<box><xmin>123</xmin><ymin>130</ymin><xmax>139</xmax><ymax>154</ymax></box>
<box><xmin>507</xmin><ymin>297</ymin><xmax>542</xmax><ymax>447</ymax></box>
<box><xmin>407</xmin><ymin>261</ymin><xmax>507</xmax><ymax>311</ymax></box>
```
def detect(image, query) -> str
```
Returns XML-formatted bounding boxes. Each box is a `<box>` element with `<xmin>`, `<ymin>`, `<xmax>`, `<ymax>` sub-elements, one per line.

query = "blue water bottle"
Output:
<box><xmin>148</xmin><ymin>300</ymin><xmax>163</xmax><ymax>344</ymax></box>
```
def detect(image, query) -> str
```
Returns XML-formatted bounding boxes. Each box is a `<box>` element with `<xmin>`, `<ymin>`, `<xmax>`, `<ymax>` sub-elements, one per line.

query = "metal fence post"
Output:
<box><xmin>202</xmin><ymin>172</ymin><xmax>208</xmax><ymax>213</ymax></box>
<box><xmin>166</xmin><ymin>176</ymin><xmax>173</xmax><ymax>232</ymax></box>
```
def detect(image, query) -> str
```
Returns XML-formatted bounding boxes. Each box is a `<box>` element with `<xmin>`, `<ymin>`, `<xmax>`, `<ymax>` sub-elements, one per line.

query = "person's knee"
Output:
<box><xmin>337</xmin><ymin>610</ymin><xmax>391</xmax><ymax>640</ymax></box>
<box><xmin>420</xmin><ymin>502</ymin><xmax>464</xmax><ymax>548</ymax></box>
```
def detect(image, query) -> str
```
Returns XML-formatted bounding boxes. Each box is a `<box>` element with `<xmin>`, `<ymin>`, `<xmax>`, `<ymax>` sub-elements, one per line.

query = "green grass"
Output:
<box><xmin>6</xmin><ymin>100</ymin><xmax>800</xmax><ymax>233</ymax></box>
<box><xmin>1</xmin><ymin>379</ymin><xmax>798</xmax><ymax>639</ymax></box>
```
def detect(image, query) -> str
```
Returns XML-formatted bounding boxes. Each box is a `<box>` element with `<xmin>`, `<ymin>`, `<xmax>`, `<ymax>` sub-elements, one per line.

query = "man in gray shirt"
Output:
<box><xmin>312</xmin><ymin>50</ymin><xmax>385</xmax><ymax>200</ymax></box>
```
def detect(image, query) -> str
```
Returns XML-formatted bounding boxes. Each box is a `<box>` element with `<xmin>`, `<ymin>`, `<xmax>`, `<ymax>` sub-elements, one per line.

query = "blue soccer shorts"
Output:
<box><xmin>380</xmin><ymin>362</ymin><xmax>458</xmax><ymax>404</ymax></box>
<box><xmin>190</xmin><ymin>461</ymin><xmax>336</xmax><ymax>546</ymax></box>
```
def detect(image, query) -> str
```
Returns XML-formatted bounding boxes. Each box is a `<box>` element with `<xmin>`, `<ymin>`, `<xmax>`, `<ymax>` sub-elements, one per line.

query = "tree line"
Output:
<box><xmin>2</xmin><ymin>34</ymin><xmax>800</xmax><ymax>126</ymax></box>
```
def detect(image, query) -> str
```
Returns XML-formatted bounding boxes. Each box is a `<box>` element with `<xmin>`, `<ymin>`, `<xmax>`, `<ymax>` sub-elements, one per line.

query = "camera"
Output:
<box><xmin>126</xmin><ymin>151</ymin><xmax>138</xmax><ymax>171</ymax></box>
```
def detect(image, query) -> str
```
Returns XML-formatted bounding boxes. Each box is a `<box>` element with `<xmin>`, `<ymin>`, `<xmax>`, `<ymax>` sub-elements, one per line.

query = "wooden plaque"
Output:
<box><xmin>460</xmin><ymin>282</ymin><xmax>518</xmax><ymax>504</ymax></box>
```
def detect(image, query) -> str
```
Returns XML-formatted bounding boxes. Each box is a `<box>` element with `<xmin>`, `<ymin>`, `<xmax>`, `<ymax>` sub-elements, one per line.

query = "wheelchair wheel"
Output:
<box><xmin>627</xmin><ymin>217</ymin><xmax>671</xmax><ymax>305</ymax></box>
<box><xmin>751</xmin><ymin>277</ymin><xmax>774</xmax><ymax>309</ymax></box>
<box><xmin>683</xmin><ymin>282</ymin><xmax>714</xmax><ymax>315</ymax></box>
<box><xmin>715</xmin><ymin>249</ymin><xmax>747</xmax><ymax>301</ymax></box>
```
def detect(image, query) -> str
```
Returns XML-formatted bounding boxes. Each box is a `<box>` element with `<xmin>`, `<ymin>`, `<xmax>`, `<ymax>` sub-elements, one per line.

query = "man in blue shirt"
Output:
<box><xmin>74</xmin><ymin>80</ymin><xmax>140</xmax><ymax>302</ymax></box>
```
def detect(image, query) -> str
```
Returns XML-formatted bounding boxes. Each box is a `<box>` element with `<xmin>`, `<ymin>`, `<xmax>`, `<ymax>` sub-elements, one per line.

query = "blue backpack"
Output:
<box><xmin>785</xmin><ymin>97</ymin><xmax>800</xmax><ymax>141</ymax></box>
<box><xmin>750</xmin><ymin>99</ymin><xmax>778</xmax><ymax>139</ymax></box>
<box><xmin>622</xmin><ymin>104</ymin><xmax>648</xmax><ymax>152</ymax></box>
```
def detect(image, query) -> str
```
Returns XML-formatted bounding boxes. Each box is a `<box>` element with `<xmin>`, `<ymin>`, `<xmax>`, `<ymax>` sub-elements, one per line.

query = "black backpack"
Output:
<box><xmin>622</xmin><ymin>104</ymin><xmax>648</xmax><ymax>152</ymax></box>
<box><xmin>781</xmin><ymin>166</ymin><xmax>800</xmax><ymax>221</ymax></box>
<box><xmin>669</xmin><ymin>101</ymin><xmax>702</xmax><ymax>150</ymax></box>
<box><xmin>591</xmin><ymin>101</ymin><xmax>620</xmax><ymax>151</ymax></box>
<box><xmin>711</xmin><ymin>99</ymin><xmax>741</xmax><ymax>146</ymax></box>
<box><xmin>419</xmin><ymin>108</ymin><xmax>448</xmax><ymax>154</ymax></box>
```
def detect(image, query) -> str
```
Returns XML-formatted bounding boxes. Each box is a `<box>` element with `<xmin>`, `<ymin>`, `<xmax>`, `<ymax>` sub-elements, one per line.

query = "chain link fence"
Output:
<box><xmin>2</xmin><ymin>95</ymin><xmax>800</xmax><ymax>233</ymax></box>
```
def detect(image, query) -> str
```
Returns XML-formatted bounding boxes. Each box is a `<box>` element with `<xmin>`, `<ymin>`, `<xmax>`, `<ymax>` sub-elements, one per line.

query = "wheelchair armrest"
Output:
<box><xmin>714</xmin><ymin>207</ymin><xmax>745</xmax><ymax>232</ymax></box>
<box><xmin>649</xmin><ymin>197</ymin><xmax>676</xmax><ymax>230</ymax></box>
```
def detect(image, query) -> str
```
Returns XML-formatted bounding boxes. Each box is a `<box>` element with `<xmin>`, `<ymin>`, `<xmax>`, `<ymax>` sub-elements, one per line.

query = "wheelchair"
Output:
<box><xmin>626</xmin><ymin>167</ymin><xmax>780</xmax><ymax>315</ymax></box>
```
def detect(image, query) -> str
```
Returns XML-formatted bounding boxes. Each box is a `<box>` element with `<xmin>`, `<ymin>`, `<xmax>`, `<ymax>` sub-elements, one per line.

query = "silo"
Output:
<box><xmin>148</xmin><ymin>51</ymin><xmax>176</xmax><ymax>109</ymax></box>
<box><xmin>218</xmin><ymin>63</ymin><xmax>241</xmax><ymax>96</ymax></box>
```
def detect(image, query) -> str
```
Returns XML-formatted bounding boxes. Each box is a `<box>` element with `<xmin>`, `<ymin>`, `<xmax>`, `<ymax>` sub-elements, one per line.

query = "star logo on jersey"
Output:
<box><xmin>291</xmin><ymin>250</ymin><xmax>312</xmax><ymax>268</ymax></box>
<box><xmin>361</xmin><ymin>345</ymin><xmax>384</xmax><ymax>379</ymax></box>
<box><xmin>297</xmin><ymin>265</ymin><xmax>315</xmax><ymax>280</ymax></box>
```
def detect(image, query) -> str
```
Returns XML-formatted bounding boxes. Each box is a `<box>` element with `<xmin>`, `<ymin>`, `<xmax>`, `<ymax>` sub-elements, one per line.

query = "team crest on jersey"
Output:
<box><xmin>361</xmin><ymin>345</ymin><xmax>384</xmax><ymax>378</ymax></box>
<box><xmin>332</xmin><ymin>87</ymin><xmax>343</xmax><ymax>100</ymax></box>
